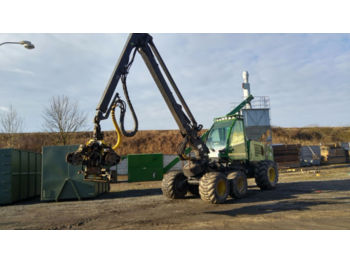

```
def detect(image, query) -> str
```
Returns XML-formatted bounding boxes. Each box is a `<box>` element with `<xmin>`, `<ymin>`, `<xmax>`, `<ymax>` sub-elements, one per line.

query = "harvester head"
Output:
<box><xmin>66</xmin><ymin>139</ymin><xmax>120</xmax><ymax>181</ymax></box>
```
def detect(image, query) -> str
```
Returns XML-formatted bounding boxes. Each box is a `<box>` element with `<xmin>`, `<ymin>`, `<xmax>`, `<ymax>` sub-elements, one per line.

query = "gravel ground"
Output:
<box><xmin>1</xmin><ymin>165</ymin><xmax>350</xmax><ymax>230</ymax></box>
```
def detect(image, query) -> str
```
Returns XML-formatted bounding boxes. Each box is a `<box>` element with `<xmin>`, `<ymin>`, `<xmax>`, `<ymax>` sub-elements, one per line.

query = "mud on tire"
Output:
<box><xmin>255</xmin><ymin>160</ymin><xmax>278</xmax><ymax>190</ymax></box>
<box><xmin>199</xmin><ymin>172</ymin><xmax>229</xmax><ymax>204</ymax></box>
<box><xmin>227</xmin><ymin>171</ymin><xmax>247</xmax><ymax>199</ymax></box>
<box><xmin>162</xmin><ymin>171</ymin><xmax>188</xmax><ymax>199</ymax></box>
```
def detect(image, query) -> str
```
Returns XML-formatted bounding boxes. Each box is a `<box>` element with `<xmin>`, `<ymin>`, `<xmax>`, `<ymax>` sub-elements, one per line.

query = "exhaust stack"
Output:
<box><xmin>242</xmin><ymin>71</ymin><xmax>251</xmax><ymax>109</ymax></box>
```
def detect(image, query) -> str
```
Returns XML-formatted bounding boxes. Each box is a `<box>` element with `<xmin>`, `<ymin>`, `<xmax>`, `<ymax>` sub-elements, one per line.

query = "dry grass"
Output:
<box><xmin>272</xmin><ymin>126</ymin><xmax>350</xmax><ymax>146</ymax></box>
<box><xmin>1</xmin><ymin>126</ymin><xmax>350</xmax><ymax>154</ymax></box>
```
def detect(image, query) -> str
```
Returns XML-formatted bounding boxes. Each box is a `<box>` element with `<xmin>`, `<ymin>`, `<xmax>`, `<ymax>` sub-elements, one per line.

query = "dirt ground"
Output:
<box><xmin>1</xmin><ymin>164</ymin><xmax>350</xmax><ymax>230</ymax></box>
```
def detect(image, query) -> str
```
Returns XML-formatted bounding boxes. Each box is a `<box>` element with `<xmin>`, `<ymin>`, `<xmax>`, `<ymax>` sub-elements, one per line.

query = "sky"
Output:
<box><xmin>0</xmin><ymin>33</ymin><xmax>349</xmax><ymax>132</ymax></box>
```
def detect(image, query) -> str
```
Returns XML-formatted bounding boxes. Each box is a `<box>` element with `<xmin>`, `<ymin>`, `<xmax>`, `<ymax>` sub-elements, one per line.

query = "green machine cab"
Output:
<box><xmin>206</xmin><ymin>115</ymin><xmax>273</xmax><ymax>162</ymax></box>
<box><xmin>205</xmin><ymin>94</ymin><xmax>274</xmax><ymax>164</ymax></box>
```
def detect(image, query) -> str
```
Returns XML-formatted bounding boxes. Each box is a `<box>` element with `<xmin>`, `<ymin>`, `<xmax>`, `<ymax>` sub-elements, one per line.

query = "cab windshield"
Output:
<box><xmin>206</xmin><ymin>120</ymin><xmax>233</xmax><ymax>151</ymax></box>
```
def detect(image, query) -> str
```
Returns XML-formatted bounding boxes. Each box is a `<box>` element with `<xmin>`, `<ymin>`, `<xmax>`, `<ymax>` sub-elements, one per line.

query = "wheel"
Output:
<box><xmin>199</xmin><ymin>172</ymin><xmax>229</xmax><ymax>204</ymax></box>
<box><xmin>255</xmin><ymin>160</ymin><xmax>279</xmax><ymax>190</ymax></box>
<box><xmin>227</xmin><ymin>171</ymin><xmax>247</xmax><ymax>199</ymax></box>
<box><xmin>162</xmin><ymin>171</ymin><xmax>188</xmax><ymax>199</ymax></box>
<box><xmin>188</xmin><ymin>184</ymin><xmax>199</xmax><ymax>196</ymax></box>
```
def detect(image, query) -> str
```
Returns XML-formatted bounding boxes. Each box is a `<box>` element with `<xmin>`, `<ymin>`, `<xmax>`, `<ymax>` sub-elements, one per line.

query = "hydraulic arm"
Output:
<box><xmin>67</xmin><ymin>33</ymin><xmax>209</xmax><ymax>180</ymax></box>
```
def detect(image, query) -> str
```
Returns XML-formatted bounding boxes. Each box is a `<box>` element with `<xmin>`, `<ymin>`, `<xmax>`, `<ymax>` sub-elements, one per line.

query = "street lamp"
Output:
<box><xmin>0</xmin><ymin>40</ymin><xmax>35</xmax><ymax>49</ymax></box>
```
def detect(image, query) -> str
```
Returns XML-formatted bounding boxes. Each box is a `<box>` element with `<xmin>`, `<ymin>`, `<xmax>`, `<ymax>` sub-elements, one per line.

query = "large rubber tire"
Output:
<box><xmin>255</xmin><ymin>160</ymin><xmax>279</xmax><ymax>190</ymax></box>
<box><xmin>227</xmin><ymin>171</ymin><xmax>247</xmax><ymax>199</ymax></box>
<box><xmin>188</xmin><ymin>184</ymin><xmax>199</xmax><ymax>196</ymax></box>
<box><xmin>162</xmin><ymin>171</ymin><xmax>188</xmax><ymax>199</ymax></box>
<box><xmin>199</xmin><ymin>172</ymin><xmax>229</xmax><ymax>204</ymax></box>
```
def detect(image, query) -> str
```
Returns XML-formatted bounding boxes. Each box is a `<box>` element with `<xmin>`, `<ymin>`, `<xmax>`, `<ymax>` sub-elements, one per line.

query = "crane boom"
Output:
<box><xmin>67</xmin><ymin>33</ymin><xmax>209</xmax><ymax>180</ymax></box>
<box><xmin>95</xmin><ymin>33</ymin><xmax>208</xmax><ymax>158</ymax></box>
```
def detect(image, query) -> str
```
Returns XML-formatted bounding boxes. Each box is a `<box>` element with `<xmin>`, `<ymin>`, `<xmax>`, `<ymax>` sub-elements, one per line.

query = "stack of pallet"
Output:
<box><xmin>321</xmin><ymin>146</ymin><xmax>347</xmax><ymax>164</ymax></box>
<box><xmin>273</xmin><ymin>144</ymin><xmax>301</xmax><ymax>168</ymax></box>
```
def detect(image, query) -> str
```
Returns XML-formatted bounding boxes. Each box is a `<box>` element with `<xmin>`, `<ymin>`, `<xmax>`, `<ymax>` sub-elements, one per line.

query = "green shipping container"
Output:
<box><xmin>128</xmin><ymin>154</ymin><xmax>163</xmax><ymax>182</ymax></box>
<box><xmin>0</xmin><ymin>148</ymin><xmax>41</xmax><ymax>205</ymax></box>
<box><xmin>41</xmin><ymin>145</ymin><xmax>109</xmax><ymax>201</ymax></box>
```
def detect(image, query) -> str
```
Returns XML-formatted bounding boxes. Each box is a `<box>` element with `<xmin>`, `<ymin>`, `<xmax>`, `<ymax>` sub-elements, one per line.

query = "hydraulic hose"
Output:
<box><xmin>111</xmin><ymin>104</ymin><xmax>122</xmax><ymax>150</ymax></box>
<box><xmin>120</xmin><ymin>74</ymin><xmax>138</xmax><ymax>137</ymax></box>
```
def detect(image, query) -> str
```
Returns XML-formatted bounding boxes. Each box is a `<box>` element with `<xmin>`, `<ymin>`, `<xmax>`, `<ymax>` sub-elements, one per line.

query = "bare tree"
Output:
<box><xmin>42</xmin><ymin>95</ymin><xmax>87</xmax><ymax>145</ymax></box>
<box><xmin>0</xmin><ymin>105</ymin><xmax>24</xmax><ymax>147</ymax></box>
<box><xmin>0</xmin><ymin>105</ymin><xmax>24</xmax><ymax>133</ymax></box>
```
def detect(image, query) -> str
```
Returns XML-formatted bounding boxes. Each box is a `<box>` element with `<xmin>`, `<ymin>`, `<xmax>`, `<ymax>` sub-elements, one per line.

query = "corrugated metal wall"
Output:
<box><xmin>41</xmin><ymin>145</ymin><xmax>109</xmax><ymax>201</ymax></box>
<box><xmin>0</xmin><ymin>149</ymin><xmax>41</xmax><ymax>205</ymax></box>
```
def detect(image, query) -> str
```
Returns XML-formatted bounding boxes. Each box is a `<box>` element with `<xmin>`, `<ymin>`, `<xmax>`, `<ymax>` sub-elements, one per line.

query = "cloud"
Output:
<box><xmin>0</xmin><ymin>68</ymin><xmax>34</xmax><ymax>75</ymax></box>
<box><xmin>1</xmin><ymin>33</ymin><xmax>350</xmax><ymax>132</ymax></box>
<box><xmin>0</xmin><ymin>106</ymin><xmax>9</xmax><ymax>112</ymax></box>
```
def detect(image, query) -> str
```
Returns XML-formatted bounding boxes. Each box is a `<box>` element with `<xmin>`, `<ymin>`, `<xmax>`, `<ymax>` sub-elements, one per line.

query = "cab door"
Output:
<box><xmin>228</xmin><ymin>119</ymin><xmax>248</xmax><ymax>160</ymax></box>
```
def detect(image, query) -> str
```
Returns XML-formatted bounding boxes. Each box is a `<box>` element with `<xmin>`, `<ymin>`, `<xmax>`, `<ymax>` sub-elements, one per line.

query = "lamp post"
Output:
<box><xmin>0</xmin><ymin>40</ymin><xmax>35</xmax><ymax>49</ymax></box>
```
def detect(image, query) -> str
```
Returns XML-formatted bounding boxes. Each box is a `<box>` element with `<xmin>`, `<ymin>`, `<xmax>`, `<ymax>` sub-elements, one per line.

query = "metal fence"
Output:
<box><xmin>231</xmin><ymin>96</ymin><xmax>270</xmax><ymax>110</ymax></box>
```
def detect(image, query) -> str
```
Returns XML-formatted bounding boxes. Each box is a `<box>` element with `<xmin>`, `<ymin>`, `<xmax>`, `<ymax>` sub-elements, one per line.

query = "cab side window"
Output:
<box><xmin>230</xmin><ymin>120</ymin><xmax>245</xmax><ymax>146</ymax></box>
